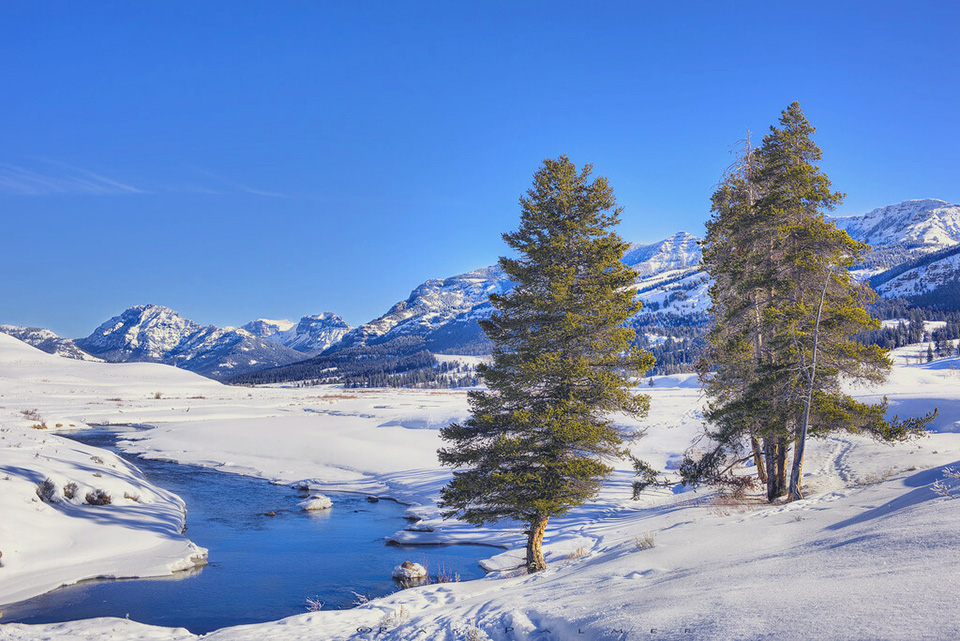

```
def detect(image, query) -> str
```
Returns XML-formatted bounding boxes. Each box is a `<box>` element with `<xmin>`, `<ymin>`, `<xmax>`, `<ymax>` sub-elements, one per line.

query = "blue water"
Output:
<box><xmin>1</xmin><ymin>427</ymin><xmax>492</xmax><ymax>634</ymax></box>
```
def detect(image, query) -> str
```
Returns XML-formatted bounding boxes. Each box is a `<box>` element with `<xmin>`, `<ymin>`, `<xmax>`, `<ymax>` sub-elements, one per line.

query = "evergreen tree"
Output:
<box><xmin>438</xmin><ymin>156</ymin><xmax>654</xmax><ymax>571</ymax></box>
<box><xmin>692</xmin><ymin>103</ymin><xmax>932</xmax><ymax>502</ymax></box>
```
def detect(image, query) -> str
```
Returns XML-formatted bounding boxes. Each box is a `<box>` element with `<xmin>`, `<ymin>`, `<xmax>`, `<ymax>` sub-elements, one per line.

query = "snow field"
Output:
<box><xmin>2</xmin><ymin>332</ymin><xmax>960</xmax><ymax>639</ymax></box>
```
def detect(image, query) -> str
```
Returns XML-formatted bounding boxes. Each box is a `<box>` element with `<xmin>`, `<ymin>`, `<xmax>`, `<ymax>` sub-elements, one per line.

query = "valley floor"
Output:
<box><xmin>1</xmin><ymin>333</ymin><xmax>959</xmax><ymax>640</ymax></box>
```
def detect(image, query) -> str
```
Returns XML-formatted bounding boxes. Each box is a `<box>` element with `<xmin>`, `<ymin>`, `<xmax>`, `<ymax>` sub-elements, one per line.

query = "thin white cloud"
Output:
<box><xmin>187</xmin><ymin>167</ymin><xmax>292</xmax><ymax>199</ymax></box>
<box><xmin>0</xmin><ymin>158</ymin><xmax>293</xmax><ymax>199</ymax></box>
<box><xmin>0</xmin><ymin>161</ymin><xmax>144</xmax><ymax>196</ymax></box>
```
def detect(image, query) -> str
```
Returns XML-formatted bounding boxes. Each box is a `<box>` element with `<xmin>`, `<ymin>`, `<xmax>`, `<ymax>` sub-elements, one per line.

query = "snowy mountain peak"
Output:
<box><xmin>335</xmin><ymin>266</ymin><xmax>509</xmax><ymax>351</ymax></box>
<box><xmin>624</xmin><ymin>231</ymin><xmax>702</xmax><ymax>277</ymax></box>
<box><xmin>272</xmin><ymin>312</ymin><xmax>352</xmax><ymax>354</ymax></box>
<box><xmin>241</xmin><ymin>318</ymin><xmax>296</xmax><ymax>338</ymax></box>
<box><xmin>76</xmin><ymin>304</ymin><xmax>201</xmax><ymax>362</ymax></box>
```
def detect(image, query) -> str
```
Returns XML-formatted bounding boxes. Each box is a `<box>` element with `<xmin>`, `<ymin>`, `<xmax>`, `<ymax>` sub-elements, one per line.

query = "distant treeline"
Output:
<box><xmin>631</xmin><ymin>311</ymin><xmax>709</xmax><ymax>376</ymax></box>
<box><xmin>229</xmin><ymin>336</ymin><xmax>480</xmax><ymax>389</ymax></box>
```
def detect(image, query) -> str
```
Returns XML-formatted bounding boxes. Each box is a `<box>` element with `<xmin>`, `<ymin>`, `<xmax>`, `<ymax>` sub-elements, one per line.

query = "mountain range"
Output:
<box><xmin>3</xmin><ymin>199</ymin><xmax>959</xmax><ymax>382</ymax></box>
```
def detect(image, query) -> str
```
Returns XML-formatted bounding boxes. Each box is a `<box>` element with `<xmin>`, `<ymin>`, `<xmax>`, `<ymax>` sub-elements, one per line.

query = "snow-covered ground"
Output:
<box><xmin>2</xmin><ymin>332</ymin><xmax>960</xmax><ymax>639</ymax></box>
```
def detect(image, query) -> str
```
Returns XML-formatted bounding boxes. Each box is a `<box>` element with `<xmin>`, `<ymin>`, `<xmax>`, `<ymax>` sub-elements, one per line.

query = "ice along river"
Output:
<box><xmin>2</xmin><ymin>426</ymin><xmax>491</xmax><ymax>634</ymax></box>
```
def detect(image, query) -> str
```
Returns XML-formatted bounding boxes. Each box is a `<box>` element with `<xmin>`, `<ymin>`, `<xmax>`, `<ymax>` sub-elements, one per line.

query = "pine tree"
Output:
<box><xmin>692</xmin><ymin>103</ymin><xmax>932</xmax><ymax>502</ymax></box>
<box><xmin>438</xmin><ymin>156</ymin><xmax>654</xmax><ymax>572</ymax></box>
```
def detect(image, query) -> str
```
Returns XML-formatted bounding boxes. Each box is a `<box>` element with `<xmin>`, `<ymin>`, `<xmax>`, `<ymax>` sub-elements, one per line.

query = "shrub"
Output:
<box><xmin>63</xmin><ymin>482</ymin><xmax>78</xmax><ymax>499</ymax></box>
<box><xmin>36</xmin><ymin>479</ymin><xmax>57</xmax><ymax>502</ymax></box>
<box><xmin>634</xmin><ymin>532</ymin><xmax>656</xmax><ymax>550</ymax></box>
<box><xmin>565</xmin><ymin>547</ymin><xmax>588</xmax><ymax>562</ymax></box>
<box><xmin>85</xmin><ymin>489</ymin><xmax>112</xmax><ymax>505</ymax></box>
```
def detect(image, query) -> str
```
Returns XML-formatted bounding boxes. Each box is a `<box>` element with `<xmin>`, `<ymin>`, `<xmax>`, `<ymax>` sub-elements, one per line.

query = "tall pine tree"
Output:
<box><xmin>438</xmin><ymin>156</ymin><xmax>654</xmax><ymax>571</ymax></box>
<box><xmin>691</xmin><ymin>103</ymin><xmax>931</xmax><ymax>502</ymax></box>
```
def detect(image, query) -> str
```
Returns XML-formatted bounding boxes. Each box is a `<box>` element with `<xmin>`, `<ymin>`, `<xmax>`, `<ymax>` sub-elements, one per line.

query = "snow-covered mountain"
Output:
<box><xmin>831</xmin><ymin>199</ymin><xmax>960</xmax><ymax>269</ymax></box>
<box><xmin>329</xmin><ymin>232</ymin><xmax>709</xmax><ymax>355</ymax></box>
<box><xmin>0</xmin><ymin>325</ymin><xmax>100</xmax><ymax>361</ymax></box>
<box><xmin>75</xmin><ymin>305</ymin><xmax>308</xmax><ymax>379</ymax></box>
<box><xmin>166</xmin><ymin>325</ymin><xmax>306</xmax><ymax>378</ymax></box>
<box><xmin>261</xmin><ymin>313</ymin><xmax>352</xmax><ymax>354</ymax></box>
<box><xmin>11</xmin><ymin>199</ymin><xmax>958</xmax><ymax>382</ymax></box>
<box><xmin>76</xmin><ymin>305</ymin><xmax>201</xmax><ymax>362</ymax></box>
<box><xmin>335</xmin><ymin>265</ymin><xmax>511</xmax><ymax>352</ymax></box>
<box><xmin>624</xmin><ymin>231</ymin><xmax>702</xmax><ymax>276</ymax></box>
<box><xmin>241</xmin><ymin>318</ymin><xmax>296</xmax><ymax>339</ymax></box>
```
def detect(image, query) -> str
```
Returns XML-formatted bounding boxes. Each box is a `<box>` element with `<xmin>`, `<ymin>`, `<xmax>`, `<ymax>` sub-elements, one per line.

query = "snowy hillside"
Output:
<box><xmin>873</xmin><ymin>246</ymin><xmax>960</xmax><ymax>300</ymax></box>
<box><xmin>0</xmin><ymin>325</ymin><xmax>99</xmax><ymax>361</ymax></box>
<box><xmin>831</xmin><ymin>198</ymin><xmax>960</xmax><ymax>268</ymax></box>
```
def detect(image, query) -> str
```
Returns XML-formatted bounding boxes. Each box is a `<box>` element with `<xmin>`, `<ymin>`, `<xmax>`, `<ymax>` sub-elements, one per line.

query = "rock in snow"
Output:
<box><xmin>391</xmin><ymin>560</ymin><xmax>427</xmax><ymax>580</ymax></box>
<box><xmin>297</xmin><ymin>494</ymin><xmax>333</xmax><ymax>511</ymax></box>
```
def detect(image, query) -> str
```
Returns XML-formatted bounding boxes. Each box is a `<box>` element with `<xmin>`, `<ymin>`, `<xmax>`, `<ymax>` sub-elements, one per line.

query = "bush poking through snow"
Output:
<box><xmin>85</xmin><ymin>489</ymin><xmax>112</xmax><ymax>505</ymax></box>
<box><xmin>304</xmin><ymin>596</ymin><xmax>323</xmax><ymax>612</ymax></box>
<box><xmin>566</xmin><ymin>546</ymin><xmax>588</xmax><ymax>562</ymax></box>
<box><xmin>379</xmin><ymin>605</ymin><xmax>410</xmax><ymax>629</ymax></box>
<box><xmin>36</xmin><ymin>478</ymin><xmax>57</xmax><ymax>502</ymax></box>
<box><xmin>932</xmin><ymin>466</ymin><xmax>960</xmax><ymax>499</ymax></box>
<box><xmin>63</xmin><ymin>482</ymin><xmax>78</xmax><ymax>500</ymax></box>
<box><xmin>461</xmin><ymin>626</ymin><xmax>491</xmax><ymax>641</ymax></box>
<box><xmin>20</xmin><ymin>408</ymin><xmax>42</xmax><ymax>421</ymax></box>
<box><xmin>298</xmin><ymin>494</ymin><xmax>333</xmax><ymax>511</ymax></box>
<box><xmin>634</xmin><ymin>532</ymin><xmax>656</xmax><ymax>550</ymax></box>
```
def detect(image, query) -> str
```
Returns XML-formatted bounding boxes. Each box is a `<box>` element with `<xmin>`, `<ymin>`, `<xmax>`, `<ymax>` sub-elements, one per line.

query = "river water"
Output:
<box><xmin>1</xmin><ymin>427</ymin><xmax>492</xmax><ymax>633</ymax></box>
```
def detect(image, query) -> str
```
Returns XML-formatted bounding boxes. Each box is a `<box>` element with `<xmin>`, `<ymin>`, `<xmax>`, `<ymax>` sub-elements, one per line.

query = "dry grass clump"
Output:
<box><xmin>634</xmin><ymin>532</ymin><xmax>656</xmax><ymax>550</ymax></box>
<box><xmin>85</xmin><ymin>489</ymin><xmax>112</xmax><ymax>505</ymax></box>
<box><xmin>565</xmin><ymin>546</ymin><xmax>588</xmax><ymax>561</ymax></box>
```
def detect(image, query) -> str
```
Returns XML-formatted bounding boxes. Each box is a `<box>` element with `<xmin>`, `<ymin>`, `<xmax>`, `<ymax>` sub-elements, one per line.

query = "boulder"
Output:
<box><xmin>392</xmin><ymin>560</ymin><xmax>427</xmax><ymax>580</ymax></box>
<box><xmin>298</xmin><ymin>494</ymin><xmax>333</xmax><ymax>511</ymax></box>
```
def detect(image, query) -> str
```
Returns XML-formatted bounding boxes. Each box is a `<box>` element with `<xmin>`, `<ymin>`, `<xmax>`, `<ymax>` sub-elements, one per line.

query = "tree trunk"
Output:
<box><xmin>750</xmin><ymin>434</ymin><xmax>767</xmax><ymax>484</ymax></box>
<box><xmin>764</xmin><ymin>437</ymin><xmax>787</xmax><ymax>501</ymax></box>
<box><xmin>764</xmin><ymin>439</ymin><xmax>777</xmax><ymax>501</ymax></box>
<box><xmin>526</xmin><ymin>515</ymin><xmax>549</xmax><ymax>572</ymax></box>
<box><xmin>789</xmin><ymin>273</ymin><xmax>830</xmax><ymax>501</ymax></box>
<box><xmin>775</xmin><ymin>437</ymin><xmax>787</xmax><ymax>497</ymax></box>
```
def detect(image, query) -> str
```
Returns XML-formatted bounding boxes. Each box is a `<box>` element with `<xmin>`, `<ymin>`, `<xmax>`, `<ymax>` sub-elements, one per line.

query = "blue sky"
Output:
<box><xmin>2</xmin><ymin>1</ymin><xmax>958</xmax><ymax>337</ymax></box>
